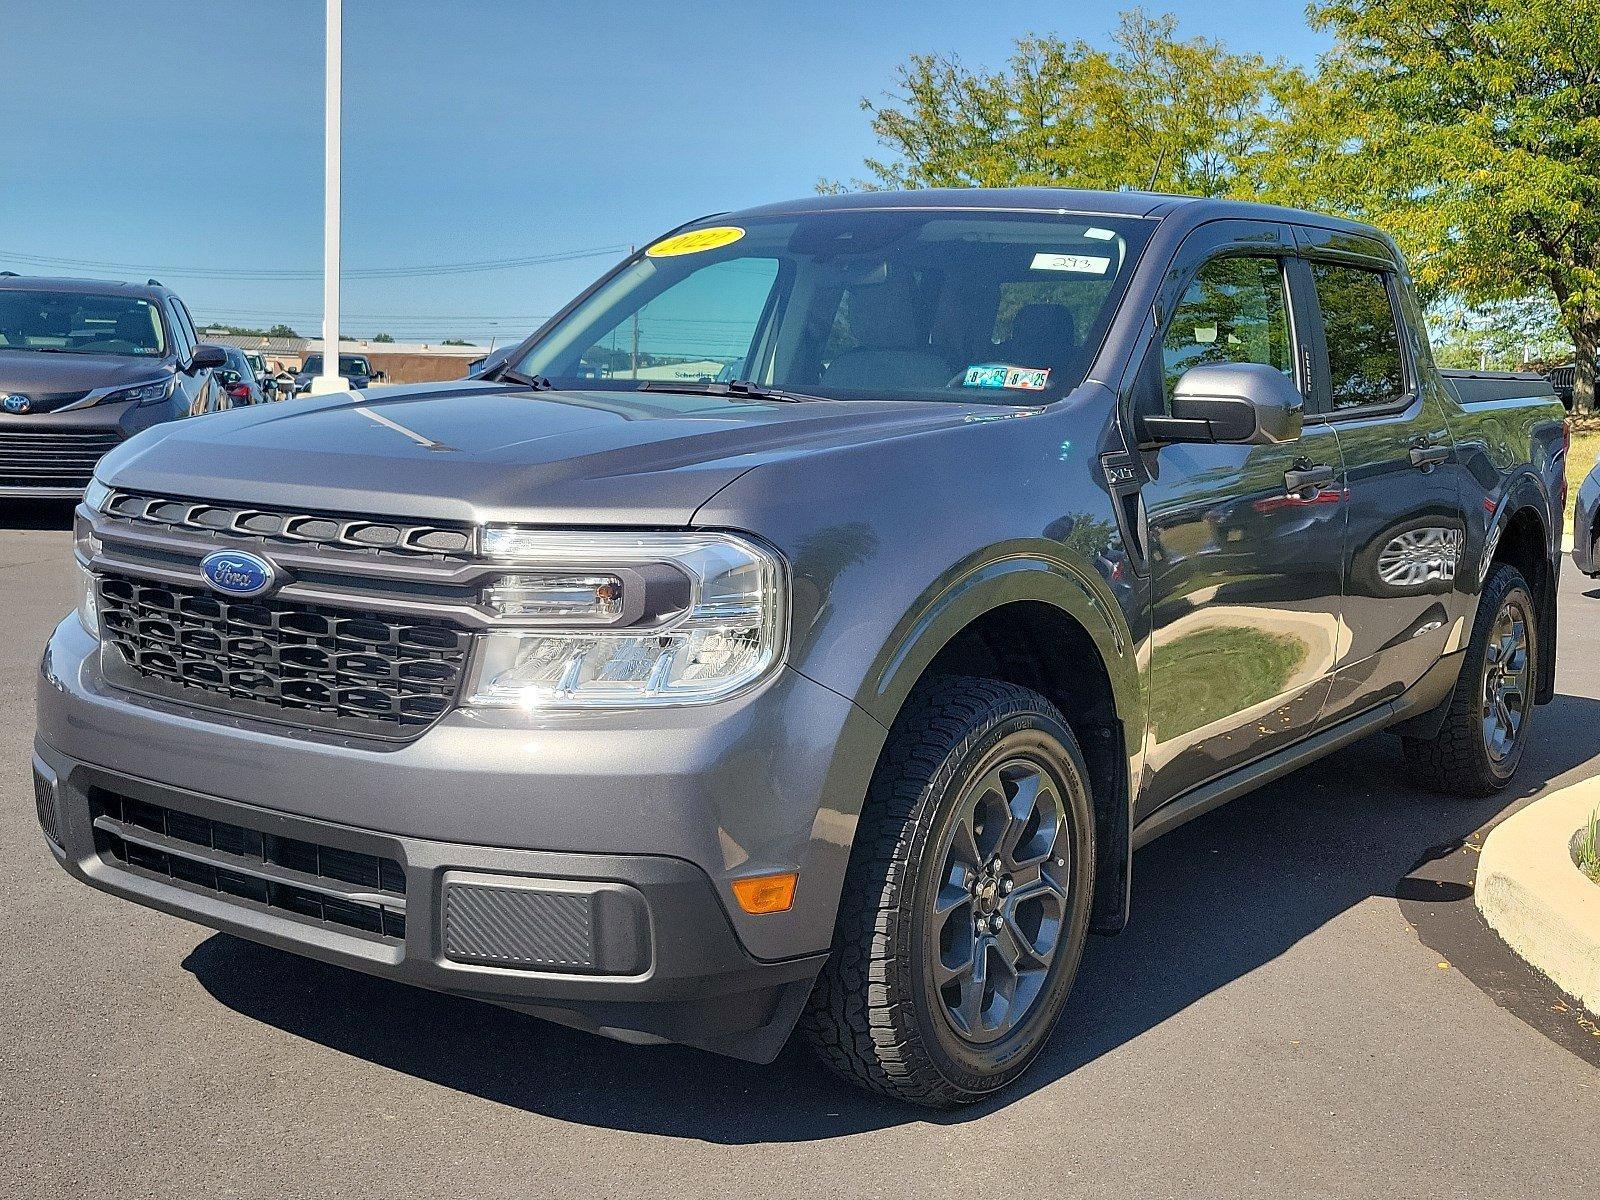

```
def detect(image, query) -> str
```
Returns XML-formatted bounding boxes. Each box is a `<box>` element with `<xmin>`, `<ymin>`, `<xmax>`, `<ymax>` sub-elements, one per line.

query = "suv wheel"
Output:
<box><xmin>1402</xmin><ymin>563</ymin><xmax>1537</xmax><ymax>796</ymax></box>
<box><xmin>801</xmin><ymin>676</ymin><xmax>1094</xmax><ymax>1107</ymax></box>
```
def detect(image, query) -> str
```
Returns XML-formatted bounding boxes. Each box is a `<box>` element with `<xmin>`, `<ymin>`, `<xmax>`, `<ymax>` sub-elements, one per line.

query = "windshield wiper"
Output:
<box><xmin>638</xmin><ymin>379</ymin><xmax>828</xmax><ymax>403</ymax></box>
<box><xmin>494</xmin><ymin>367</ymin><xmax>556</xmax><ymax>390</ymax></box>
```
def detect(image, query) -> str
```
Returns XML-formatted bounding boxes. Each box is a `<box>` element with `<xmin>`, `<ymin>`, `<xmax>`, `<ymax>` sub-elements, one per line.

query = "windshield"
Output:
<box><xmin>511</xmin><ymin>210</ymin><xmax>1153</xmax><ymax>403</ymax></box>
<box><xmin>0</xmin><ymin>290</ymin><xmax>166</xmax><ymax>357</ymax></box>
<box><xmin>301</xmin><ymin>354</ymin><xmax>371</xmax><ymax>375</ymax></box>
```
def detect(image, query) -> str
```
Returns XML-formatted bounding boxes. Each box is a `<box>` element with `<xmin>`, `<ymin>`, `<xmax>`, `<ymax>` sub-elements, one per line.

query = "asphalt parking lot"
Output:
<box><xmin>2</xmin><ymin>499</ymin><xmax>1597</xmax><ymax>1200</ymax></box>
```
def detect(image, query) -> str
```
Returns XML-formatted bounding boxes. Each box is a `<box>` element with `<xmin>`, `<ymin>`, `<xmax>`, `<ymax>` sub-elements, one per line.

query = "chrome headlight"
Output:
<box><xmin>102</xmin><ymin>376</ymin><xmax>174</xmax><ymax>407</ymax></box>
<box><xmin>82</xmin><ymin>478</ymin><xmax>111</xmax><ymax>513</ymax></box>
<box><xmin>466</xmin><ymin>528</ymin><xmax>787</xmax><ymax>708</ymax></box>
<box><xmin>72</xmin><ymin>510</ymin><xmax>101</xmax><ymax>637</ymax></box>
<box><xmin>76</xmin><ymin>560</ymin><xmax>99</xmax><ymax>636</ymax></box>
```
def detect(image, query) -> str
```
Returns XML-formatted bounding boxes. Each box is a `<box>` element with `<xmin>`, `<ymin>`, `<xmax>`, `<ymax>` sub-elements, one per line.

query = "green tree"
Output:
<box><xmin>199</xmin><ymin>324</ymin><xmax>271</xmax><ymax>338</ymax></box>
<box><xmin>828</xmin><ymin>10</ymin><xmax>1303</xmax><ymax>197</ymax></box>
<box><xmin>1285</xmin><ymin>1</ymin><xmax>1600</xmax><ymax>409</ymax></box>
<box><xmin>1428</xmin><ymin>298</ymin><xmax>1572</xmax><ymax>372</ymax></box>
<box><xmin>266</xmin><ymin>323</ymin><xmax>299</xmax><ymax>339</ymax></box>
<box><xmin>372</xmin><ymin>332</ymin><xmax>395</xmax><ymax>343</ymax></box>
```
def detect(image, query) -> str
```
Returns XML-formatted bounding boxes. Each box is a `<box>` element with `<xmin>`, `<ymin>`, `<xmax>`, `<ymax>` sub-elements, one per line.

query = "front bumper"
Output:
<box><xmin>33</xmin><ymin>739</ymin><xmax>823</xmax><ymax>1062</ymax></box>
<box><xmin>1572</xmin><ymin>470</ymin><xmax>1600</xmax><ymax>576</ymax></box>
<box><xmin>36</xmin><ymin>616</ymin><xmax>884</xmax><ymax>1060</ymax></box>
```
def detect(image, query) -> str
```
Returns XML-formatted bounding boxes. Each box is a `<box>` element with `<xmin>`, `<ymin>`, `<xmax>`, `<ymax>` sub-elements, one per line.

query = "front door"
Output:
<box><xmin>1294</xmin><ymin>233</ymin><xmax>1469</xmax><ymax>725</ymax></box>
<box><xmin>1135</xmin><ymin>223</ymin><xmax>1347</xmax><ymax>812</ymax></box>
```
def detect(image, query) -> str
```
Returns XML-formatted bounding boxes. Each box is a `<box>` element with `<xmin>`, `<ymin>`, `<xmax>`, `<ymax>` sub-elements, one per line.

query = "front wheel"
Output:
<box><xmin>801</xmin><ymin>676</ymin><xmax>1094</xmax><ymax>1107</ymax></box>
<box><xmin>1402</xmin><ymin>563</ymin><xmax>1538</xmax><ymax>796</ymax></box>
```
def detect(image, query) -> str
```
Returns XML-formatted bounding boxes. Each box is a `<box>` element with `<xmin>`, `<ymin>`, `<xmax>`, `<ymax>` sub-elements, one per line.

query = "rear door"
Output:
<box><xmin>1294</xmin><ymin>226</ymin><xmax>1468</xmax><ymax>725</ymax></box>
<box><xmin>1134</xmin><ymin>220</ymin><xmax>1348</xmax><ymax>811</ymax></box>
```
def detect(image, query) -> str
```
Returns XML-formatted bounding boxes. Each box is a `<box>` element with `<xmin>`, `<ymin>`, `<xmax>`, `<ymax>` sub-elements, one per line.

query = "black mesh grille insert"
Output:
<box><xmin>34</xmin><ymin>771</ymin><xmax>60</xmax><ymax>848</ymax></box>
<box><xmin>97</xmin><ymin>573</ymin><xmax>470</xmax><ymax>738</ymax></box>
<box><xmin>0</xmin><ymin>429</ymin><xmax>122</xmax><ymax>490</ymax></box>
<box><xmin>90</xmin><ymin>789</ymin><xmax>406</xmax><ymax>941</ymax></box>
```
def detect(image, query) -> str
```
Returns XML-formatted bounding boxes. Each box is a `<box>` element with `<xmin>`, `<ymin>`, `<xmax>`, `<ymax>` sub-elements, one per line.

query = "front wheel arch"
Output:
<box><xmin>859</xmin><ymin>565</ymin><xmax>1137</xmax><ymax>936</ymax></box>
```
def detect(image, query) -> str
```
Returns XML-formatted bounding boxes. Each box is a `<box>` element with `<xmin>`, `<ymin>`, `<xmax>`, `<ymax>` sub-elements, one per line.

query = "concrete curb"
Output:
<box><xmin>1476</xmin><ymin>779</ymin><xmax>1600</xmax><ymax>1015</ymax></box>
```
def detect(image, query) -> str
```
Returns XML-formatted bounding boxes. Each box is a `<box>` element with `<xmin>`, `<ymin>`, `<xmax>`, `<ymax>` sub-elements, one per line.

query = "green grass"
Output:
<box><xmin>1149</xmin><ymin>624</ymin><xmax>1308</xmax><ymax>743</ymax></box>
<box><xmin>1577</xmin><ymin>808</ymin><xmax>1600</xmax><ymax>887</ymax></box>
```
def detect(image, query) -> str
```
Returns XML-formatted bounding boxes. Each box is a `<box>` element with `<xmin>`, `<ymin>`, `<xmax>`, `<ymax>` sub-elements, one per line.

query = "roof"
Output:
<box><xmin>713</xmin><ymin>187</ymin><xmax>1388</xmax><ymax>241</ymax></box>
<box><xmin>0</xmin><ymin>274</ymin><xmax>170</xmax><ymax>298</ymax></box>
<box><xmin>200</xmin><ymin>331</ymin><xmax>483</xmax><ymax>358</ymax></box>
<box><xmin>201</xmin><ymin>333</ymin><xmax>309</xmax><ymax>355</ymax></box>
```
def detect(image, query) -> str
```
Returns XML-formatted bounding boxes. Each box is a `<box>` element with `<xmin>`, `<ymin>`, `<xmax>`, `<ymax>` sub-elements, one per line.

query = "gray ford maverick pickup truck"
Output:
<box><xmin>35</xmin><ymin>190</ymin><xmax>1566</xmax><ymax>1106</ymax></box>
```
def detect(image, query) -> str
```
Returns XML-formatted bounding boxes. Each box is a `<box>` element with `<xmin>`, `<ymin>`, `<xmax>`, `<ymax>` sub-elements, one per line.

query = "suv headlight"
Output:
<box><xmin>102</xmin><ymin>377</ymin><xmax>174</xmax><ymax>407</ymax></box>
<box><xmin>466</xmin><ymin>529</ymin><xmax>787</xmax><ymax>708</ymax></box>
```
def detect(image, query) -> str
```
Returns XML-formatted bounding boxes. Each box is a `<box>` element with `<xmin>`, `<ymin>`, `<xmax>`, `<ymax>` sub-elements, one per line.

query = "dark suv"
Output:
<box><xmin>292</xmin><ymin>353</ymin><xmax>381</xmax><ymax>394</ymax></box>
<box><xmin>0</xmin><ymin>276</ymin><xmax>228</xmax><ymax>497</ymax></box>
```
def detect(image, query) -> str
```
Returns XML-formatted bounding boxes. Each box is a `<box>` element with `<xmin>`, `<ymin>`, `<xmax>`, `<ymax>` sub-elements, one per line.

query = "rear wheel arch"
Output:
<box><xmin>1488</xmin><ymin>500</ymin><xmax>1555</xmax><ymax>703</ymax></box>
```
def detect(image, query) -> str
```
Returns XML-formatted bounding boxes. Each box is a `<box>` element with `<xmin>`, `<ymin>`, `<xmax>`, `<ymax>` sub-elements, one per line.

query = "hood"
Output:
<box><xmin>95</xmin><ymin>379</ymin><xmax>998</xmax><ymax>525</ymax></box>
<box><xmin>0</xmin><ymin>349</ymin><xmax>172</xmax><ymax>410</ymax></box>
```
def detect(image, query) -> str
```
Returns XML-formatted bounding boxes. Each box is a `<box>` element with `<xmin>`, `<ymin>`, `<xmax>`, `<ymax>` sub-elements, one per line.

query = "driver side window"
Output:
<box><xmin>1161</xmin><ymin>255</ymin><xmax>1292</xmax><ymax>407</ymax></box>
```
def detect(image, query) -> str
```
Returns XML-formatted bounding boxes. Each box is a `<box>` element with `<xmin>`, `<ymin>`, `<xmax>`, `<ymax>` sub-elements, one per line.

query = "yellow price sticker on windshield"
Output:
<box><xmin>645</xmin><ymin>226</ymin><xmax>745</xmax><ymax>257</ymax></box>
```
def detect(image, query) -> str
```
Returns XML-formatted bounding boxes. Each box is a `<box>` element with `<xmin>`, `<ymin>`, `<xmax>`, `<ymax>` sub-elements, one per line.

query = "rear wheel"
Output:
<box><xmin>801</xmin><ymin>676</ymin><xmax>1094</xmax><ymax>1107</ymax></box>
<box><xmin>1402</xmin><ymin>563</ymin><xmax>1537</xmax><ymax>796</ymax></box>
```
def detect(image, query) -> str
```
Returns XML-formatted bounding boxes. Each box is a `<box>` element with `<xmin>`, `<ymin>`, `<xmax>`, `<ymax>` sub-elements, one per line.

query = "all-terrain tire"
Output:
<box><xmin>800</xmin><ymin>675</ymin><xmax>1094</xmax><ymax>1107</ymax></box>
<box><xmin>1402</xmin><ymin>563</ymin><xmax>1537</xmax><ymax>796</ymax></box>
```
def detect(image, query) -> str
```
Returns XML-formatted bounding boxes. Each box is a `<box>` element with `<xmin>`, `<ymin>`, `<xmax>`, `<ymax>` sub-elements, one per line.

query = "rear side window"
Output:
<box><xmin>1160</xmin><ymin>255</ymin><xmax>1292</xmax><ymax>403</ymax></box>
<box><xmin>1311</xmin><ymin>263</ymin><xmax>1405</xmax><ymax>410</ymax></box>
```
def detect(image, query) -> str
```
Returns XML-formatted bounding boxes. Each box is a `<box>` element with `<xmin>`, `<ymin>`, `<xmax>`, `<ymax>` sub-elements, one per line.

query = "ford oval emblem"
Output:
<box><xmin>199</xmin><ymin>549</ymin><xmax>278</xmax><ymax>598</ymax></box>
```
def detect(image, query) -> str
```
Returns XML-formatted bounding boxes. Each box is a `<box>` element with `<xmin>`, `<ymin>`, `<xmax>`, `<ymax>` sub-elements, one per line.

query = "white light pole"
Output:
<box><xmin>311</xmin><ymin>0</ymin><xmax>349</xmax><ymax>395</ymax></box>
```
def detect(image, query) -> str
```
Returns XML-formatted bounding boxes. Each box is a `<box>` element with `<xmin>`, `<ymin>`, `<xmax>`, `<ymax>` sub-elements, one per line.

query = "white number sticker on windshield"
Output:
<box><xmin>1030</xmin><ymin>252</ymin><xmax>1111</xmax><ymax>274</ymax></box>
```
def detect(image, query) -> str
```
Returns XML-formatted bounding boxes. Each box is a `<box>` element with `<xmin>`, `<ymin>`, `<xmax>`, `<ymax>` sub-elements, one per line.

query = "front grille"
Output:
<box><xmin>0</xmin><ymin>428</ymin><xmax>121</xmax><ymax>490</ymax></box>
<box><xmin>97</xmin><ymin>573</ymin><xmax>471</xmax><ymax>738</ymax></box>
<box><xmin>90</xmin><ymin>789</ymin><xmax>406</xmax><ymax>941</ymax></box>
<box><xmin>103</xmin><ymin>489</ymin><xmax>474</xmax><ymax>559</ymax></box>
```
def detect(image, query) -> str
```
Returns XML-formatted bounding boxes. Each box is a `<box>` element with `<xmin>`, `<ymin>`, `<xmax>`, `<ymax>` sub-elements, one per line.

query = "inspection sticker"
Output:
<box><xmin>1030</xmin><ymin>252</ymin><xmax>1111</xmax><ymax>274</ymax></box>
<box><xmin>963</xmin><ymin>363</ymin><xmax>1051</xmax><ymax>391</ymax></box>
<box><xmin>645</xmin><ymin>226</ymin><xmax>745</xmax><ymax>257</ymax></box>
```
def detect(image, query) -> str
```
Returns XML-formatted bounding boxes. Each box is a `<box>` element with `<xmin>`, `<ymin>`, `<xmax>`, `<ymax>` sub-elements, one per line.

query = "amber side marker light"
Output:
<box><xmin>731</xmin><ymin>872</ymin><xmax>798</xmax><ymax>915</ymax></box>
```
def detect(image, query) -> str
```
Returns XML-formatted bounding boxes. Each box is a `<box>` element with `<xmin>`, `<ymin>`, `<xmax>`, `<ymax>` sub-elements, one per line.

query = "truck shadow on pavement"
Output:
<box><xmin>184</xmin><ymin>693</ymin><xmax>1600</xmax><ymax>1139</ymax></box>
<box><xmin>0</xmin><ymin>499</ymin><xmax>78</xmax><ymax>530</ymax></box>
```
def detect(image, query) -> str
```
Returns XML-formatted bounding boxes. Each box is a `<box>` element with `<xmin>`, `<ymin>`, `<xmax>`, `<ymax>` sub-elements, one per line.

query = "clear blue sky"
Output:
<box><xmin>0</xmin><ymin>0</ymin><xmax>1326</xmax><ymax>345</ymax></box>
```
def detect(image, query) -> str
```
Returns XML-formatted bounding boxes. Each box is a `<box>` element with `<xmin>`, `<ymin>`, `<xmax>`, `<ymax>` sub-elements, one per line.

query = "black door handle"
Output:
<box><xmin>1409</xmin><ymin>444</ymin><xmax>1450</xmax><ymax>470</ymax></box>
<box><xmin>1284</xmin><ymin>463</ymin><xmax>1336</xmax><ymax>495</ymax></box>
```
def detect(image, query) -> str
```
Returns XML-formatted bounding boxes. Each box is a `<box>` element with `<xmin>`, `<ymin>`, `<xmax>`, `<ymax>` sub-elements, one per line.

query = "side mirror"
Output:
<box><xmin>1143</xmin><ymin>362</ymin><xmax>1303</xmax><ymax>446</ymax></box>
<box><xmin>188</xmin><ymin>344</ymin><xmax>228</xmax><ymax>372</ymax></box>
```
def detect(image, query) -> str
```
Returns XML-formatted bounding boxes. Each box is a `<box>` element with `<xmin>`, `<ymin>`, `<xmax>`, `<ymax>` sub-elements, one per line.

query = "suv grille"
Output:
<box><xmin>90</xmin><ymin>789</ymin><xmax>406</xmax><ymax>941</ymax></box>
<box><xmin>97</xmin><ymin>573</ymin><xmax>471</xmax><ymax>738</ymax></box>
<box><xmin>0</xmin><ymin>428</ymin><xmax>121</xmax><ymax>490</ymax></box>
<box><xmin>102</xmin><ymin>490</ymin><xmax>474</xmax><ymax>559</ymax></box>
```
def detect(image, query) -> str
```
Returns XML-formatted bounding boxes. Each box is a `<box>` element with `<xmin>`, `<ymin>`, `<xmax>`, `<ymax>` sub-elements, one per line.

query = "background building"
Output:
<box><xmin>201</xmin><ymin>331</ymin><xmax>483</xmax><ymax>384</ymax></box>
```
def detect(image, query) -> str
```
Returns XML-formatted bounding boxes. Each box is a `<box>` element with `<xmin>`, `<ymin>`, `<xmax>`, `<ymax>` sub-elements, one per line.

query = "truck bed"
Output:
<box><xmin>1439</xmin><ymin>369</ymin><xmax>1558</xmax><ymax>407</ymax></box>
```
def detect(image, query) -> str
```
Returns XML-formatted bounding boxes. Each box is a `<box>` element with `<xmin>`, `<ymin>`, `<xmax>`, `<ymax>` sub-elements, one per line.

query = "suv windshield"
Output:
<box><xmin>511</xmin><ymin>210</ymin><xmax>1153</xmax><ymax>403</ymax></box>
<box><xmin>301</xmin><ymin>354</ymin><xmax>371</xmax><ymax>375</ymax></box>
<box><xmin>0</xmin><ymin>290</ymin><xmax>167</xmax><ymax>357</ymax></box>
